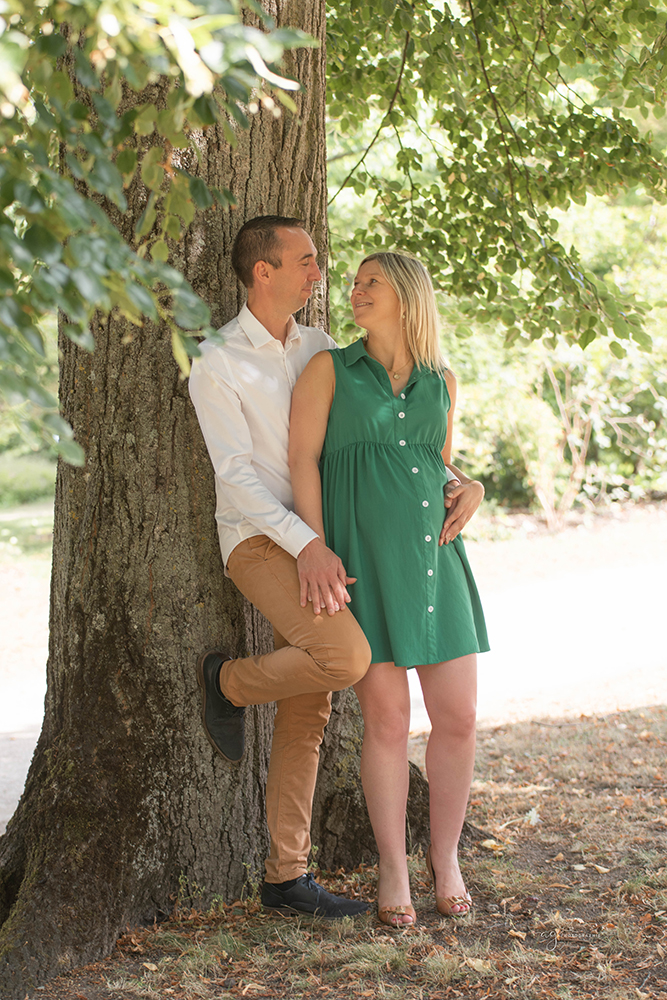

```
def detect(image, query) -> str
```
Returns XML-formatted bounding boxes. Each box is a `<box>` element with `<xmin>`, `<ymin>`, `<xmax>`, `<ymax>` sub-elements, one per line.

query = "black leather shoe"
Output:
<box><xmin>196</xmin><ymin>649</ymin><xmax>244</xmax><ymax>763</ymax></box>
<box><xmin>261</xmin><ymin>873</ymin><xmax>370</xmax><ymax>918</ymax></box>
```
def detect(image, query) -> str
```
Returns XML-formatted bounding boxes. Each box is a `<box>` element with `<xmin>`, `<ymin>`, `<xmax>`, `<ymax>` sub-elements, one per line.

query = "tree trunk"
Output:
<box><xmin>0</xmin><ymin>3</ymin><xmax>430</xmax><ymax>995</ymax></box>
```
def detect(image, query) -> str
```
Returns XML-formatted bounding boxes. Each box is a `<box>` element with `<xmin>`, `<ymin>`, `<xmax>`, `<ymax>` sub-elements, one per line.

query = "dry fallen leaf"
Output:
<box><xmin>508</xmin><ymin>929</ymin><xmax>527</xmax><ymax>940</ymax></box>
<box><xmin>591</xmin><ymin>864</ymin><xmax>611</xmax><ymax>874</ymax></box>
<box><xmin>553</xmin><ymin>852</ymin><xmax>565</xmax><ymax>861</ymax></box>
<box><xmin>480</xmin><ymin>839</ymin><xmax>504</xmax><ymax>852</ymax></box>
<box><xmin>465</xmin><ymin>957</ymin><xmax>494</xmax><ymax>973</ymax></box>
<box><xmin>572</xmin><ymin>864</ymin><xmax>586</xmax><ymax>871</ymax></box>
<box><xmin>142</xmin><ymin>962</ymin><xmax>158</xmax><ymax>972</ymax></box>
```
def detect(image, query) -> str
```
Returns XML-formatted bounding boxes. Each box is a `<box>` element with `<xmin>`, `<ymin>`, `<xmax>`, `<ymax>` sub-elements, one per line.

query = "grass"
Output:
<box><xmin>0</xmin><ymin>500</ymin><xmax>54</xmax><ymax>561</ymax></box>
<box><xmin>31</xmin><ymin>704</ymin><xmax>667</xmax><ymax>1000</ymax></box>
<box><xmin>0</xmin><ymin>453</ymin><xmax>55</xmax><ymax>507</ymax></box>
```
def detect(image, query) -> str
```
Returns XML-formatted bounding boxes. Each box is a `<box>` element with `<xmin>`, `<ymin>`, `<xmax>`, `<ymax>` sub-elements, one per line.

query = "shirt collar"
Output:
<box><xmin>238</xmin><ymin>303</ymin><xmax>301</xmax><ymax>350</ymax></box>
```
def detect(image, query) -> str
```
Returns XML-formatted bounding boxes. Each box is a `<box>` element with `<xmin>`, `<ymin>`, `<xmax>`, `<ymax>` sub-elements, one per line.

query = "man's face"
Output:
<box><xmin>266</xmin><ymin>227</ymin><xmax>322</xmax><ymax>314</ymax></box>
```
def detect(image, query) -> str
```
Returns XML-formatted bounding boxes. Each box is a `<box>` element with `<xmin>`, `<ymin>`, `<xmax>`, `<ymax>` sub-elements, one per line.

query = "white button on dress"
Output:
<box><xmin>422</xmin><ymin>500</ymin><xmax>429</xmax><ymax>507</ymax></box>
<box><xmin>412</xmin><ymin>467</ymin><xmax>419</xmax><ymax>474</ymax></box>
<box><xmin>425</xmin><ymin>534</ymin><xmax>432</xmax><ymax>542</ymax></box>
<box><xmin>399</xmin><ymin>440</ymin><xmax>406</xmax><ymax>446</ymax></box>
<box><xmin>398</xmin><ymin>412</ymin><xmax>405</xmax><ymax>419</ymax></box>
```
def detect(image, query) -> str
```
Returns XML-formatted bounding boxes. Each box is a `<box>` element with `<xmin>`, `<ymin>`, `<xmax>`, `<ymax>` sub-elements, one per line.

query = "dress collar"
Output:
<box><xmin>343</xmin><ymin>337</ymin><xmax>431</xmax><ymax>386</ymax></box>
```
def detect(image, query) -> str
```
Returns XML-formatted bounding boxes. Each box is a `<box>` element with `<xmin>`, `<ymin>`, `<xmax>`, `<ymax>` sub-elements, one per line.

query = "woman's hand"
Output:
<box><xmin>297</xmin><ymin>537</ymin><xmax>356</xmax><ymax>616</ymax></box>
<box><xmin>439</xmin><ymin>480</ymin><xmax>485</xmax><ymax>545</ymax></box>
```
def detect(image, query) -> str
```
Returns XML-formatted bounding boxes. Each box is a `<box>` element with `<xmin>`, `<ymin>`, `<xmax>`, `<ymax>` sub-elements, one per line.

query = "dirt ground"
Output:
<box><xmin>1</xmin><ymin>500</ymin><xmax>666</xmax><ymax>998</ymax></box>
<box><xmin>27</xmin><ymin>704</ymin><xmax>667</xmax><ymax>1000</ymax></box>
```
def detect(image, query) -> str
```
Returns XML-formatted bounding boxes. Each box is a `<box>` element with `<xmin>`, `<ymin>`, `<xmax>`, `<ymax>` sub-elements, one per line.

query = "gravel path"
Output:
<box><xmin>2</xmin><ymin>501</ymin><xmax>666</xmax><ymax>833</ymax></box>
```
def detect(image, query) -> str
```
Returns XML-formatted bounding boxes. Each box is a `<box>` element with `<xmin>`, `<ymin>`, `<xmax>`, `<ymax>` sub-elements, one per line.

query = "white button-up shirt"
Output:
<box><xmin>189</xmin><ymin>304</ymin><xmax>336</xmax><ymax>565</ymax></box>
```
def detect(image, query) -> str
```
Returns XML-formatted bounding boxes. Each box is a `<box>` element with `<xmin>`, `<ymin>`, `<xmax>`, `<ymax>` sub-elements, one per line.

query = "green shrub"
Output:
<box><xmin>0</xmin><ymin>454</ymin><xmax>56</xmax><ymax>507</ymax></box>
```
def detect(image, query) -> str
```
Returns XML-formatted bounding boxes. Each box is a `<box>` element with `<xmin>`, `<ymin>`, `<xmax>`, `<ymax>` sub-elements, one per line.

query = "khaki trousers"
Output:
<box><xmin>225</xmin><ymin>535</ymin><xmax>371</xmax><ymax>882</ymax></box>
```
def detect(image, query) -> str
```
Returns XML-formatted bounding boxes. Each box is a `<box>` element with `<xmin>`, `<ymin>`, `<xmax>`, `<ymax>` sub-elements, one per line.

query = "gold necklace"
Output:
<box><xmin>365</xmin><ymin>346</ymin><xmax>413</xmax><ymax>380</ymax></box>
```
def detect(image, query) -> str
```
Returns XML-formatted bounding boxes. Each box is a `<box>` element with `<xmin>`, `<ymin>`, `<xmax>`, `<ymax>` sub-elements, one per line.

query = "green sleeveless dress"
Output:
<box><xmin>321</xmin><ymin>339</ymin><xmax>489</xmax><ymax>668</ymax></box>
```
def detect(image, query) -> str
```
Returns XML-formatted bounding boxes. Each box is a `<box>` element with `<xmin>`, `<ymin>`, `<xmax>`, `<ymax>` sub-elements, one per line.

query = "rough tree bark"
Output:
<box><xmin>0</xmin><ymin>3</ymin><xmax>431</xmax><ymax>995</ymax></box>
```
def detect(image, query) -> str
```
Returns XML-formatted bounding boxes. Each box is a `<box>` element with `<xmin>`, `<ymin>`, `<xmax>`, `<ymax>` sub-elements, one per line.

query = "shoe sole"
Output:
<box><xmin>196</xmin><ymin>649</ymin><xmax>241</xmax><ymax>764</ymax></box>
<box><xmin>262</xmin><ymin>902</ymin><xmax>369</xmax><ymax>919</ymax></box>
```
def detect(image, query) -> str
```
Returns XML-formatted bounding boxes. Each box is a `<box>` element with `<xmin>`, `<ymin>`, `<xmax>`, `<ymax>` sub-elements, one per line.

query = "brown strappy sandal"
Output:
<box><xmin>426</xmin><ymin>847</ymin><xmax>472</xmax><ymax>918</ymax></box>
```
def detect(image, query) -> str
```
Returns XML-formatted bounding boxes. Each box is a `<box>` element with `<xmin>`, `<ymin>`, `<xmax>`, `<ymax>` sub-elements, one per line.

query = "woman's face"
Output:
<box><xmin>350</xmin><ymin>262</ymin><xmax>402</xmax><ymax>332</ymax></box>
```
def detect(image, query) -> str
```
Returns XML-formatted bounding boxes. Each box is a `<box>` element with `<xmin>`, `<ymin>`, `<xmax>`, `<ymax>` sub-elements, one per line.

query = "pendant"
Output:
<box><xmin>393</xmin><ymin>372</ymin><xmax>400</xmax><ymax>379</ymax></box>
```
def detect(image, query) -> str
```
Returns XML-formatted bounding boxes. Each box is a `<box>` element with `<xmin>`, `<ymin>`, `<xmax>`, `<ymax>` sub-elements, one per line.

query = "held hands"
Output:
<box><xmin>297</xmin><ymin>537</ymin><xmax>356</xmax><ymax>616</ymax></box>
<box><xmin>439</xmin><ymin>479</ymin><xmax>485</xmax><ymax>546</ymax></box>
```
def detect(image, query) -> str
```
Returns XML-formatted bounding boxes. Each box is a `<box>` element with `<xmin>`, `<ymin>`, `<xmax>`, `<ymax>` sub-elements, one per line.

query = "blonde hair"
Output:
<box><xmin>359</xmin><ymin>252</ymin><xmax>445</xmax><ymax>373</ymax></box>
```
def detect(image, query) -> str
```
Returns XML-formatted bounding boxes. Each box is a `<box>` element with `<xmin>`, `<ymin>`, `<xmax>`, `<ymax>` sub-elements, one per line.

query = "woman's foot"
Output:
<box><xmin>378</xmin><ymin>903</ymin><xmax>417</xmax><ymax>928</ymax></box>
<box><xmin>377</xmin><ymin>861</ymin><xmax>416</xmax><ymax>927</ymax></box>
<box><xmin>425</xmin><ymin>846</ymin><xmax>472</xmax><ymax>918</ymax></box>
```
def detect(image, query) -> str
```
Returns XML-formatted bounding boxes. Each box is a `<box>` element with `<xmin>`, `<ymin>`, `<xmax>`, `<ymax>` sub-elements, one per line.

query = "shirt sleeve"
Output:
<box><xmin>189</xmin><ymin>355</ymin><xmax>317</xmax><ymax>559</ymax></box>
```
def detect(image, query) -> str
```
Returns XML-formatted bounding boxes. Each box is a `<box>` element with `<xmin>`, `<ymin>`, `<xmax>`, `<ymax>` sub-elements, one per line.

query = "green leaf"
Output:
<box><xmin>125</xmin><ymin>282</ymin><xmax>158</xmax><ymax>321</ymax></box>
<box><xmin>171</xmin><ymin>328</ymin><xmax>191</xmax><ymax>377</ymax></box>
<box><xmin>116</xmin><ymin>149</ymin><xmax>137</xmax><ymax>179</ymax></box>
<box><xmin>136</xmin><ymin>194</ymin><xmax>157</xmax><ymax>238</ymax></box>
<box><xmin>0</xmin><ymin>225</ymin><xmax>34</xmax><ymax>269</ymax></box>
<box><xmin>89</xmin><ymin>157</ymin><xmax>127</xmax><ymax>208</ymax></box>
<box><xmin>172</xmin><ymin>285</ymin><xmax>210</xmax><ymax>330</ymax></box>
<box><xmin>36</xmin><ymin>32</ymin><xmax>68</xmax><ymax>58</ymax></box>
<box><xmin>141</xmin><ymin>147</ymin><xmax>165</xmax><ymax>191</ymax></box>
<box><xmin>630</xmin><ymin>328</ymin><xmax>652</xmax><ymax>351</ymax></box>
<box><xmin>134</xmin><ymin>106</ymin><xmax>157</xmax><ymax>136</ymax></box>
<box><xmin>62</xmin><ymin>324</ymin><xmax>95</xmax><ymax>352</ymax></box>
<box><xmin>70</xmin><ymin>268</ymin><xmax>109</xmax><ymax>306</ymax></box>
<box><xmin>189</xmin><ymin>176</ymin><xmax>214</xmax><ymax>210</ymax></box>
<box><xmin>191</xmin><ymin>95</ymin><xmax>218</xmax><ymax>126</ymax></box>
<box><xmin>92</xmin><ymin>95</ymin><xmax>119</xmax><ymax>131</ymax></box>
<box><xmin>74</xmin><ymin>49</ymin><xmax>99</xmax><ymax>90</ymax></box>
<box><xmin>43</xmin><ymin>412</ymin><xmax>75</xmax><ymax>438</ymax></box>
<box><xmin>163</xmin><ymin>215</ymin><xmax>182</xmax><ymax>240</ymax></box>
<box><xmin>55</xmin><ymin>437</ymin><xmax>86</xmax><ymax>466</ymax></box>
<box><xmin>151</xmin><ymin>240</ymin><xmax>170</xmax><ymax>262</ymax></box>
<box><xmin>609</xmin><ymin>341</ymin><xmax>626</xmax><ymax>359</ymax></box>
<box><xmin>23</xmin><ymin>225</ymin><xmax>63</xmax><ymax>265</ymax></box>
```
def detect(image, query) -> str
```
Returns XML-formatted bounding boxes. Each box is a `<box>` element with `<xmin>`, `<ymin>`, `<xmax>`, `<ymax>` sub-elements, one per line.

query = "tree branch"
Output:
<box><xmin>328</xmin><ymin>31</ymin><xmax>411</xmax><ymax>206</ymax></box>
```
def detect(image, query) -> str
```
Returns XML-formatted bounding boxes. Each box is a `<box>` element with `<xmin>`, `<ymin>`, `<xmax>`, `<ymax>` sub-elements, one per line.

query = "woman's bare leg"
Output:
<box><xmin>354</xmin><ymin>662</ymin><xmax>414</xmax><ymax>924</ymax></box>
<box><xmin>417</xmin><ymin>654</ymin><xmax>477</xmax><ymax>911</ymax></box>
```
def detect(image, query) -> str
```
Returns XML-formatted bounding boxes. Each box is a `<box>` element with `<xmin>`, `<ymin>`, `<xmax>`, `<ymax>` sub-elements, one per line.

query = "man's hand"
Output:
<box><xmin>297</xmin><ymin>538</ymin><xmax>357</xmax><ymax>616</ymax></box>
<box><xmin>439</xmin><ymin>480</ymin><xmax>485</xmax><ymax>545</ymax></box>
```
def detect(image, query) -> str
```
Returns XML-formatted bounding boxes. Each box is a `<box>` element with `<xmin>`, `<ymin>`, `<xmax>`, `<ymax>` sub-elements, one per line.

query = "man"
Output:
<box><xmin>189</xmin><ymin>215</ymin><xmax>371</xmax><ymax>919</ymax></box>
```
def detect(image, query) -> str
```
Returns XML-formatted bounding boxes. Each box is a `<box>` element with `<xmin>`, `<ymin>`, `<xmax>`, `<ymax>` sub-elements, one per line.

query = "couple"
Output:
<box><xmin>189</xmin><ymin>215</ymin><xmax>489</xmax><ymax>928</ymax></box>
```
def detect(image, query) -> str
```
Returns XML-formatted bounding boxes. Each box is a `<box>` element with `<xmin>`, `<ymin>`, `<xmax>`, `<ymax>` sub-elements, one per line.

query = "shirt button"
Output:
<box><xmin>427</xmin><ymin>569</ymin><xmax>434</xmax><ymax>577</ymax></box>
<box><xmin>399</xmin><ymin>440</ymin><xmax>406</xmax><ymax>446</ymax></box>
<box><xmin>398</xmin><ymin>411</ymin><xmax>405</xmax><ymax>419</ymax></box>
<box><xmin>400</xmin><ymin>393</ymin><xmax>406</xmax><ymax>399</ymax></box>
<box><xmin>428</xmin><ymin>606</ymin><xmax>434</xmax><ymax>613</ymax></box>
<box><xmin>422</xmin><ymin>500</ymin><xmax>429</xmax><ymax>507</ymax></box>
<box><xmin>411</xmin><ymin>467</ymin><xmax>419</xmax><ymax>474</ymax></box>
<box><xmin>425</xmin><ymin>534</ymin><xmax>432</xmax><ymax>542</ymax></box>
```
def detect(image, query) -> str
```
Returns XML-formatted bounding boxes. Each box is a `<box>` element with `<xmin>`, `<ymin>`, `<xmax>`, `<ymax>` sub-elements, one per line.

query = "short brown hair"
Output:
<box><xmin>231</xmin><ymin>215</ymin><xmax>305</xmax><ymax>288</ymax></box>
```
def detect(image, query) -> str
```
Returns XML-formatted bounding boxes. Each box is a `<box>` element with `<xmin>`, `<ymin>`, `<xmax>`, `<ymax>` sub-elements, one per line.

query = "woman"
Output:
<box><xmin>289</xmin><ymin>252</ymin><xmax>489</xmax><ymax>927</ymax></box>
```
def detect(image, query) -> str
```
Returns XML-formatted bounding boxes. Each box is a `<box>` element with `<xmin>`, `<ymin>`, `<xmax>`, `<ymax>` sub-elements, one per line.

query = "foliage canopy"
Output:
<box><xmin>327</xmin><ymin>0</ymin><xmax>667</xmax><ymax>353</ymax></box>
<box><xmin>2</xmin><ymin>0</ymin><xmax>667</xmax><ymax>461</ymax></box>
<box><xmin>0</xmin><ymin>0</ymin><xmax>310</xmax><ymax>461</ymax></box>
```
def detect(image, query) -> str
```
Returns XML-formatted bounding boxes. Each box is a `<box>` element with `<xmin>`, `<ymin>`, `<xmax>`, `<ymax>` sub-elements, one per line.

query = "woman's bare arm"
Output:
<box><xmin>440</xmin><ymin>369</ymin><xmax>485</xmax><ymax>544</ymax></box>
<box><xmin>289</xmin><ymin>352</ymin><xmax>355</xmax><ymax>613</ymax></box>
